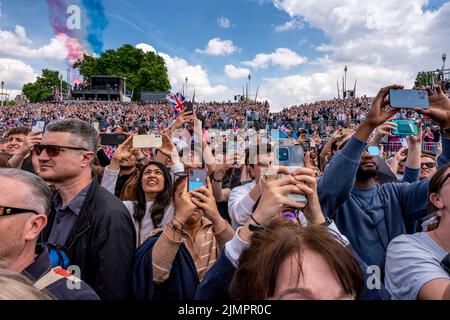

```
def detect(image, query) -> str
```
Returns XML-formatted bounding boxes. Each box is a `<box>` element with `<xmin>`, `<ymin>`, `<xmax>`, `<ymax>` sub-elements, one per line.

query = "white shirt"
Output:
<box><xmin>228</xmin><ymin>180</ymin><xmax>257</xmax><ymax>230</ymax></box>
<box><xmin>123</xmin><ymin>201</ymin><xmax>174</xmax><ymax>246</ymax></box>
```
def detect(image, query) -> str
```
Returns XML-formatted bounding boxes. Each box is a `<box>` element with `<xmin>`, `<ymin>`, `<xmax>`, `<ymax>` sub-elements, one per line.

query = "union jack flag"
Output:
<box><xmin>166</xmin><ymin>92</ymin><xmax>186</xmax><ymax>114</ymax></box>
<box><xmin>100</xmin><ymin>145</ymin><xmax>116</xmax><ymax>160</ymax></box>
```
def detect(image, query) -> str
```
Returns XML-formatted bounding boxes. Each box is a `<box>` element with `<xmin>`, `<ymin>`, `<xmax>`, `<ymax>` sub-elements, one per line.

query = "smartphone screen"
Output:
<box><xmin>389</xmin><ymin>89</ymin><xmax>429</xmax><ymax>109</ymax></box>
<box><xmin>31</xmin><ymin>120</ymin><xmax>45</xmax><ymax>134</ymax></box>
<box><xmin>188</xmin><ymin>169</ymin><xmax>207</xmax><ymax>192</ymax></box>
<box><xmin>391</xmin><ymin>119</ymin><xmax>418</xmax><ymax>136</ymax></box>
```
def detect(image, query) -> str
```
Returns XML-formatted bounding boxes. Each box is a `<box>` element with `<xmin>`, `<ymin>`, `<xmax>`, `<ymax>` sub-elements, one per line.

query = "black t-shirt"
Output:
<box><xmin>114</xmin><ymin>173</ymin><xmax>132</xmax><ymax>198</ymax></box>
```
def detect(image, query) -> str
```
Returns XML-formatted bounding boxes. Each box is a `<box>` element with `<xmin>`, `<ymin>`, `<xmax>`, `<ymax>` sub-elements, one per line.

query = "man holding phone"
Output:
<box><xmin>317</xmin><ymin>84</ymin><xmax>450</xmax><ymax>267</ymax></box>
<box><xmin>5</xmin><ymin>126</ymin><xmax>41</xmax><ymax>173</ymax></box>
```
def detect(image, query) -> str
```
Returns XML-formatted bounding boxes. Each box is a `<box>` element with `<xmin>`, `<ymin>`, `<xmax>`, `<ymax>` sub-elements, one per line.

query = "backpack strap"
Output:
<box><xmin>33</xmin><ymin>267</ymin><xmax>81</xmax><ymax>290</ymax></box>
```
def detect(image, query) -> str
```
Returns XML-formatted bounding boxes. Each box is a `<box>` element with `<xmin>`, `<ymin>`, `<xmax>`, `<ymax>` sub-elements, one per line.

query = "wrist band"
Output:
<box><xmin>250</xmin><ymin>214</ymin><xmax>262</xmax><ymax>226</ymax></box>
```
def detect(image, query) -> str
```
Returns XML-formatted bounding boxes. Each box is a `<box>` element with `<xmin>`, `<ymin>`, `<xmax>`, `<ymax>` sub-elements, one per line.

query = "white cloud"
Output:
<box><xmin>0</xmin><ymin>25</ymin><xmax>79</xmax><ymax>61</ymax></box>
<box><xmin>267</xmin><ymin>0</ymin><xmax>450</xmax><ymax>108</ymax></box>
<box><xmin>242</xmin><ymin>48</ymin><xmax>307</xmax><ymax>69</ymax></box>
<box><xmin>136</xmin><ymin>43</ymin><xmax>157</xmax><ymax>53</ymax></box>
<box><xmin>0</xmin><ymin>58</ymin><xmax>37</xmax><ymax>90</ymax></box>
<box><xmin>275</xmin><ymin>18</ymin><xmax>304</xmax><ymax>32</ymax></box>
<box><xmin>259</xmin><ymin>64</ymin><xmax>412</xmax><ymax>111</ymax></box>
<box><xmin>224</xmin><ymin>64</ymin><xmax>250</xmax><ymax>78</ymax></box>
<box><xmin>217</xmin><ymin>16</ymin><xmax>231</xmax><ymax>28</ymax></box>
<box><xmin>195</xmin><ymin>38</ymin><xmax>238</xmax><ymax>56</ymax></box>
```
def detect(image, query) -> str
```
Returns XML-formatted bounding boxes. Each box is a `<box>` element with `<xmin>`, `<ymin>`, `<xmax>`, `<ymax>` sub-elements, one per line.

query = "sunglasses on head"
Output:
<box><xmin>421</xmin><ymin>162</ymin><xmax>437</xmax><ymax>169</ymax></box>
<box><xmin>33</xmin><ymin>144</ymin><xmax>88</xmax><ymax>157</ymax></box>
<box><xmin>0</xmin><ymin>205</ymin><xmax>41</xmax><ymax>217</ymax></box>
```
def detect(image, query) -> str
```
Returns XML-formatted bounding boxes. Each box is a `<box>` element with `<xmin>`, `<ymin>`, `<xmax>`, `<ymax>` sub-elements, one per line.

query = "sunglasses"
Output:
<box><xmin>0</xmin><ymin>205</ymin><xmax>41</xmax><ymax>217</ymax></box>
<box><xmin>421</xmin><ymin>162</ymin><xmax>437</xmax><ymax>169</ymax></box>
<box><xmin>365</xmin><ymin>145</ymin><xmax>381</xmax><ymax>156</ymax></box>
<box><xmin>34</xmin><ymin>144</ymin><xmax>88</xmax><ymax>157</ymax></box>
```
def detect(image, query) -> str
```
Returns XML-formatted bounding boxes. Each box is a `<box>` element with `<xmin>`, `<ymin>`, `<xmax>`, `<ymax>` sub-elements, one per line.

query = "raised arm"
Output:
<box><xmin>318</xmin><ymin>84</ymin><xmax>403</xmax><ymax>217</ymax></box>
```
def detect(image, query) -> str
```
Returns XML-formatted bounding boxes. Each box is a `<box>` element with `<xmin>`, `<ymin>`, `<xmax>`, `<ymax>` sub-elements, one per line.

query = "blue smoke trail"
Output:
<box><xmin>82</xmin><ymin>0</ymin><xmax>108</xmax><ymax>55</ymax></box>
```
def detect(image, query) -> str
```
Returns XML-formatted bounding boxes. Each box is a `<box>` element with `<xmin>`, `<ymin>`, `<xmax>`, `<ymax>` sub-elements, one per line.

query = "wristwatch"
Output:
<box><xmin>320</xmin><ymin>216</ymin><xmax>333</xmax><ymax>227</ymax></box>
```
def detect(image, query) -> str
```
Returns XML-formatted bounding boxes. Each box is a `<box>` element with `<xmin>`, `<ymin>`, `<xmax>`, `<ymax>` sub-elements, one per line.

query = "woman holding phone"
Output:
<box><xmin>132</xmin><ymin>176</ymin><xmax>234</xmax><ymax>300</ymax></box>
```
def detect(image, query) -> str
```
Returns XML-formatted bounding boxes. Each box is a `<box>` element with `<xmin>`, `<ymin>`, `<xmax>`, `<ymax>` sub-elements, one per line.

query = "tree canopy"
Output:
<box><xmin>414</xmin><ymin>71</ymin><xmax>440</xmax><ymax>88</ymax></box>
<box><xmin>73</xmin><ymin>44</ymin><xmax>171</xmax><ymax>100</ymax></box>
<box><xmin>22</xmin><ymin>69</ymin><xmax>69</xmax><ymax>103</ymax></box>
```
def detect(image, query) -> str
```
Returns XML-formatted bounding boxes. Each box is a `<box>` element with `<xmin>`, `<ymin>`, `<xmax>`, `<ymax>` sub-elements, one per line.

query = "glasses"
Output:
<box><xmin>34</xmin><ymin>144</ymin><xmax>88</xmax><ymax>157</ymax></box>
<box><xmin>0</xmin><ymin>205</ymin><xmax>40</xmax><ymax>217</ymax></box>
<box><xmin>421</xmin><ymin>162</ymin><xmax>437</xmax><ymax>169</ymax></box>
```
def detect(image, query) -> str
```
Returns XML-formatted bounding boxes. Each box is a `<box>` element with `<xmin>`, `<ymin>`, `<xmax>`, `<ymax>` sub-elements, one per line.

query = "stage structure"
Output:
<box><xmin>422</xmin><ymin>53</ymin><xmax>450</xmax><ymax>91</ymax></box>
<box><xmin>70</xmin><ymin>75</ymin><xmax>131</xmax><ymax>102</ymax></box>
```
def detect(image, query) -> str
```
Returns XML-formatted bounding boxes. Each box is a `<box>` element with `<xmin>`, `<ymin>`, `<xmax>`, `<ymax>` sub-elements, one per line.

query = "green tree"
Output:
<box><xmin>22</xmin><ymin>69</ymin><xmax>69</xmax><ymax>103</ymax></box>
<box><xmin>414</xmin><ymin>71</ymin><xmax>440</xmax><ymax>88</ymax></box>
<box><xmin>74</xmin><ymin>44</ymin><xmax>171</xmax><ymax>100</ymax></box>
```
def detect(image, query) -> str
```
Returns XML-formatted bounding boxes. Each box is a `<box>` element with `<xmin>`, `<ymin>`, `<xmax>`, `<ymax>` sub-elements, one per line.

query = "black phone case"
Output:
<box><xmin>100</xmin><ymin>134</ymin><xmax>127</xmax><ymax>145</ymax></box>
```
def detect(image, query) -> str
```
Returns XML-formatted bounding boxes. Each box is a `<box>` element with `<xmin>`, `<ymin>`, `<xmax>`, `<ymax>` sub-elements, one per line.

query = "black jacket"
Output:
<box><xmin>42</xmin><ymin>177</ymin><xmax>136</xmax><ymax>300</ymax></box>
<box><xmin>24</xmin><ymin>246</ymin><xmax>99</xmax><ymax>300</ymax></box>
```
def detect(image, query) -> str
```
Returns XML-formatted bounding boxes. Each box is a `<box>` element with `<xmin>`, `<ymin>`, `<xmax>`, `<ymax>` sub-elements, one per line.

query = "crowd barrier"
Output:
<box><xmin>380</xmin><ymin>142</ymin><xmax>439</xmax><ymax>154</ymax></box>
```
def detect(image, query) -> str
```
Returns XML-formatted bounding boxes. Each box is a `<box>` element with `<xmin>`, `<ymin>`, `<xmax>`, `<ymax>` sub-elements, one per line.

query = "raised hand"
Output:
<box><xmin>414</xmin><ymin>86</ymin><xmax>450</xmax><ymax>129</ymax></box>
<box><xmin>190</xmin><ymin>178</ymin><xmax>221</xmax><ymax>223</ymax></box>
<box><xmin>252</xmin><ymin>174</ymin><xmax>308</xmax><ymax>225</ymax></box>
<box><xmin>289</xmin><ymin>167</ymin><xmax>325</xmax><ymax>225</ymax></box>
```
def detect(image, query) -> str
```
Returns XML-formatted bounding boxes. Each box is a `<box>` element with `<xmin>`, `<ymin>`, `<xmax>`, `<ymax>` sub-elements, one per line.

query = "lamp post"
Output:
<box><xmin>344</xmin><ymin>65</ymin><xmax>348</xmax><ymax>97</ymax></box>
<box><xmin>0</xmin><ymin>81</ymin><xmax>3</xmax><ymax>108</ymax></box>
<box><xmin>59</xmin><ymin>74</ymin><xmax>63</xmax><ymax>102</ymax></box>
<box><xmin>185</xmin><ymin>76</ymin><xmax>188</xmax><ymax>97</ymax></box>
<box><xmin>442</xmin><ymin>53</ymin><xmax>447</xmax><ymax>81</ymax></box>
<box><xmin>248</xmin><ymin>73</ymin><xmax>251</xmax><ymax>101</ymax></box>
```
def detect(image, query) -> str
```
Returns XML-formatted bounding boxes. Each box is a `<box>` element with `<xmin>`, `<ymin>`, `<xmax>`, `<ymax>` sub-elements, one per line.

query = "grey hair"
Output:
<box><xmin>45</xmin><ymin>119</ymin><xmax>98</xmax><ymax>152</ymax></box>
<box><xmin>0</xmin><ymin>169</ymin><xmax>52</xmax><ymax>215</ymax></box>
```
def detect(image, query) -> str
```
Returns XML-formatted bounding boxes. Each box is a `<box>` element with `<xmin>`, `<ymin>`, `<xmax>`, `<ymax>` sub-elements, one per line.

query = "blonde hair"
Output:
<box><xmin>0</xmin><ymin>260</ymin><xmax>53</xmax><ymax>300</ymax></box>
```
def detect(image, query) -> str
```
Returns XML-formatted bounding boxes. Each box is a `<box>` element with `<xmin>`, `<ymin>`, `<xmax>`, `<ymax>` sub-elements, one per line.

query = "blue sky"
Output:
<box><xmin>1</xmin><ymin>0</ymin><xmax>450</xmax><ymax>110</ymax></box>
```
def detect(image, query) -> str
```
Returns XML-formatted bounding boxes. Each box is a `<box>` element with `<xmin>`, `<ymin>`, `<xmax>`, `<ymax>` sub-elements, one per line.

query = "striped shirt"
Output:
<box><xmin>148</xmin><ymin>217</ymin><xmax>234</xmax><ymax>282</ymax></box>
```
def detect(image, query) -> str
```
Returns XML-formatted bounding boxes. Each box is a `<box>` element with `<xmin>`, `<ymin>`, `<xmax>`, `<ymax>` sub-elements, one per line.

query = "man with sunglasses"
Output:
<box><xmin>0</xmin><ymin>168</ymin><xmax>98</xmax><ymax>299</ymax></box>
<box><xmin>420</xmin><ymin>152</ymin><xmax>438</xmax><ymax>180</ymax></box>
<box><xmin>34</xmin><ymin>119</ymin><xmax>136</xmax><ymax>300</ymax></box>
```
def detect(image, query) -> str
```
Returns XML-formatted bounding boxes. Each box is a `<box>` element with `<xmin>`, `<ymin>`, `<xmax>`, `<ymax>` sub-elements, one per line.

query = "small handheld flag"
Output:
<box><xmin>166</xmin><ymin>92</ymin><xmax>186</xmax><ymax>114</ymax></box>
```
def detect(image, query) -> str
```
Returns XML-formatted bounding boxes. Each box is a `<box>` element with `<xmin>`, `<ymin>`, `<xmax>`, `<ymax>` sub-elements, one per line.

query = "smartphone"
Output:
<box><xmin>276</xmin><ymin>145</ymin><xmax>307</xmax><ymax>203</ymax></box>
<box><xmin>100</xmin><ymin>133</ymin><xmax>127</xmax><ymax>146</ymax></box>
<box><xmin>300</xmin><ymin>140</ymin><xmax>311</xmax><ymax>152</ymax></box>
<box><xmin>133</xmin><ymin>134</ymin><xmax>162</xmax><ymax>148</ymax></box>
<box><xmin>188</xmin><ymin>169</ymin><xmax>207</xmax><ymax>192</ymax></box>
<box><xmin>391</xmin><ymin>119</ymin><xmax>419</xmax><ymax>136</ymax></box>
<box><xmin>184</xmin><ymin>101</ymin><xmax>194</xmax><ymax>113</ymax></box>
<box><xmin>389</xmin><ymin>89</ymin><xmax>429</xmax><ymax>109</ymax></box>
<box><xmin>31</xmin><ymin>120</ymin><xmax>46</xmax><ymax>134</ymax></box>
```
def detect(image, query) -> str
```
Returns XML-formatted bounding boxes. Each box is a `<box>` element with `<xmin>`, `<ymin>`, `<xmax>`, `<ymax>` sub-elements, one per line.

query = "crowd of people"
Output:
<box><xmin>0</xmin><ymin>84</ymin><xmax>450</xmax><ymax>301</ymax></box>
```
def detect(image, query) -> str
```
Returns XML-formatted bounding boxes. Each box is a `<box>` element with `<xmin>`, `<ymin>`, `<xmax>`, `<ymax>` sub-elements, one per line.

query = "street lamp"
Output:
<box><xmin>185</xmin><ymin>76</ymin><xmax>188</xmax><ymax>97</ymax></box>
<box><xmin>248</xmin><ymin>73</ymin><xmax>251</xmax><ymax>101</ymax></box>
<box><xmin>344</xmin><ymin>65</ymin><xmax>348</xmax><ymax>95</ymax></box>
<box><xmin>0</xmin><ymin>81</ymin><xmax>3</xmax><ymax>108</ymax></box>
<box><xmin>59</xmin><ymin>74</ymin><xmax>63</xmax><ymax>102</ymax></box>
<box><xmin>442</xmin><ymin>53</ymin><xmax>447</xmax><ymax>81</ymax></box>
